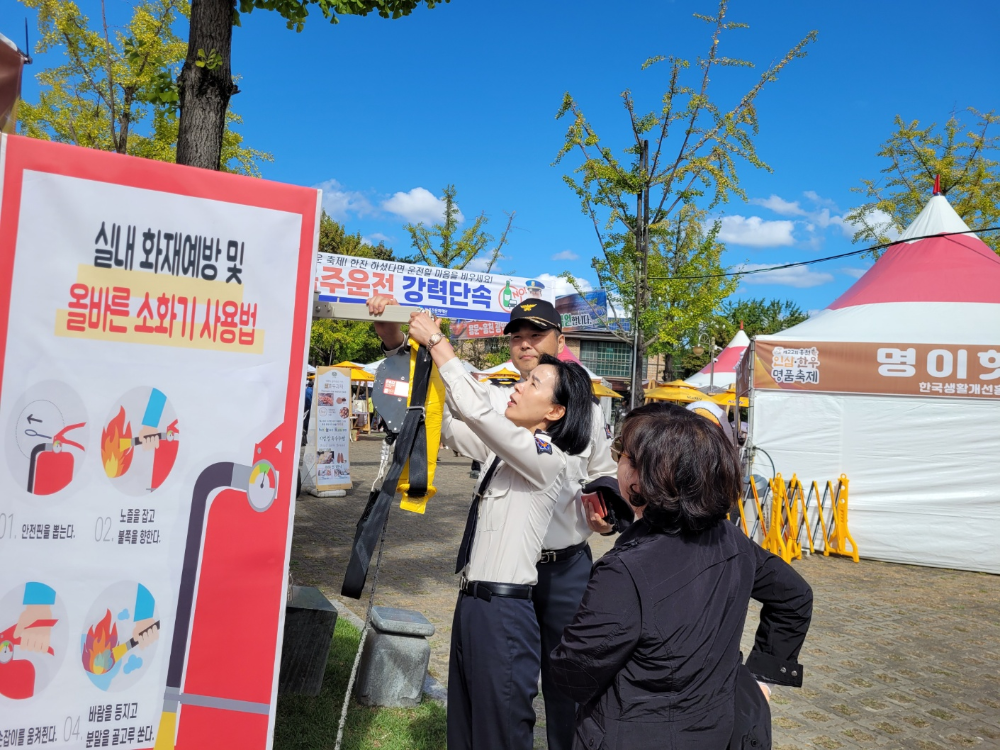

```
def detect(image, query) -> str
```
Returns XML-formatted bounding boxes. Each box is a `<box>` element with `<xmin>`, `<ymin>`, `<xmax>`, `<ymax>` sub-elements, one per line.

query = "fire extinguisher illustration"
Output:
<box><xmin>155</xmin><ymin>422</ymin><xmax>289</xmax><ymax>750</ymax></box>
<box><xmin>26</xmin><ymin>422</ymin><xmax>86</xmax><ymax>495</ymax></box>
<box><xmin>0</xmin><ymin>618</ymin><xmax>57</xmax><ymax>699</ymax></box>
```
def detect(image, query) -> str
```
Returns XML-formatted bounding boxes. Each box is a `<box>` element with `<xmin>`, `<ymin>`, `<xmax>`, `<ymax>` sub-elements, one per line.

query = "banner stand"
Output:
<box><xmin>300</xmin><ymin>366</ymin><xmax>352</xmax><ymax>497</ymax></box>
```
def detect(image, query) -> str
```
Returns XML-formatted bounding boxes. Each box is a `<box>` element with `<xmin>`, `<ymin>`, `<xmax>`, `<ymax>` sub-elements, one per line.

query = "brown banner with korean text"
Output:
<box><xmin>753</xmin><ymin>339</ymin><xmax>1000</xmax><ymax>400</ymax></box>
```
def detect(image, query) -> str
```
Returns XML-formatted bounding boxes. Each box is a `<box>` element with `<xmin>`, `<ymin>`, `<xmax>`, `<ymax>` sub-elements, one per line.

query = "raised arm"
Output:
<box><xmin>408</xmin><ymin>311</ymin><xmax>564</xmax><ymax>489</ymax></box>
<box><xmin>745</xmin><ymin>543</ymin><xmax>813</xmax><ymax>687</ymax></box>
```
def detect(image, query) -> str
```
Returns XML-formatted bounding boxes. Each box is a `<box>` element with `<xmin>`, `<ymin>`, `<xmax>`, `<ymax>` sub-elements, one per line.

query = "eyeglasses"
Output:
<box><xmin>610</xmin><ymin>436</ymin><xmax>628</xmax><ymax>463</ymax></box>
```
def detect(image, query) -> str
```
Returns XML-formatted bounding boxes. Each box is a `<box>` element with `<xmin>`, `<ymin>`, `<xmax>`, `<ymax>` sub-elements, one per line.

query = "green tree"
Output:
<box><xmin>176</xmin><ymin>0</ymin><xmax>448</xmax><ymax>171</ymax></box>
<box><xmin>17</xmin><ymin>0</ymin><xmax>270</xmax><ymax>175</ymax></box>
<box><xmin>672</xmin><ymin>297</ymin><xmax>808</xmax><ymax>378</ymax></box>
<box><xmin>718</xmin><ymin>297</ymin><xmax>807</xmax><ymax>340</ymax></box>
<box><xmin>318</xmin><ymin>210</ymin><xmax>394</xmax><ymax>260</ymax></box>
<box><xmin>310</xmin><ymin>212</ymin><xmax>398</xmax><ymax>364</ymax></box>
<box><xmin>845</xmin><ymin>108</ymin><xmax>1000</xmax><ymax>256</ymax></box>
<box><xmin>554</xmin><ymin>0</ymin><xmax>816</xmax><ymax>406</ymax></box>
<box><xmin>403</xmin><ymin>185</ymin><xmax>514</xmax><ymax>271</ymax></box>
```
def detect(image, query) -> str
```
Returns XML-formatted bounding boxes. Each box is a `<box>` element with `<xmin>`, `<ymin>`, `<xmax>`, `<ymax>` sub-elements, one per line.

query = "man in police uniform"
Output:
<box><xmin>367</xmin><ymin>294</ymin><xmax>623</xmax><ymax>750</ymax></box>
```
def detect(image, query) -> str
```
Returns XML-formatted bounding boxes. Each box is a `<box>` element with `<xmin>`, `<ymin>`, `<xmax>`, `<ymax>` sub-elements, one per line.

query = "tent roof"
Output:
<box><xmin>685</xmin><ymin>329</ymin><xmax>749</xmax><ymax>387</ymax></box>
<box><xmin>478</xmin><ymin>359</ymin><xmax>602</xmax><ymax>381</ymax></box>
<box><xmin>767</xmin><ymin>194</ymin><xmax>1000</xmax><ymax>343</ymax></box>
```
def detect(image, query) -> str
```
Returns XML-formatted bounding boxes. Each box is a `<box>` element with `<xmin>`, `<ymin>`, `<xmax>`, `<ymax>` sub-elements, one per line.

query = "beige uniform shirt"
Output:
<box><xmin>438</xmin><ymin>358</ymin><xmax>573</xmax><ymax>586</ymax></box>
<box><xmin>443</xmin><ymin>379</ymin><xmax>617</xmax><ymax>551</ymax></box>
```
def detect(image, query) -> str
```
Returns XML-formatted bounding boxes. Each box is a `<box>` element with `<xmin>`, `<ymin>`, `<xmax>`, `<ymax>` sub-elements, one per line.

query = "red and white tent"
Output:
<box><xmin>748</xmin><ymin>194</ymin><xmax>1000</xmax><ymax>573</ymax></box>
<box><xmin>686</xmin><ymin>328</ymin><xmax>750</xmax><ymax>389</ymax></box>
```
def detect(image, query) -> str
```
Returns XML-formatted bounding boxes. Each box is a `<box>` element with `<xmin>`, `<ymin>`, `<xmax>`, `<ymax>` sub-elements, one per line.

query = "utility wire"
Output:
<box><xmin>645</xmin><ymin>226</ymin><xmax>1000</xmax><ymax>282</ymax></box>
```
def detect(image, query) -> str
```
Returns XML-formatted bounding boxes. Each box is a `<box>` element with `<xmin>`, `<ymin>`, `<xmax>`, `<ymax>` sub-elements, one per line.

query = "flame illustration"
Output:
<box><xmin>82</xmin><ymin>610</ymin><xmax>119</xmax><ymax>675</ymax></box>
<box><xmin>102</xmin><ymin>407</ymin><xmax>133</xmax><ymax>478</ymax></box>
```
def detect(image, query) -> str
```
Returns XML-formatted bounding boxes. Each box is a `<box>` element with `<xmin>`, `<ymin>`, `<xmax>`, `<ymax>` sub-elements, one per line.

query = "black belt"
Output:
<box><xmin>538</xmin><ymin>540</ymin><xmax>589</xmax><ymax>564</ymax></box>
<box><xmin>460</xmin><ymin>578</ymin><xmax>533</xmax><ymax>602</ymax></box>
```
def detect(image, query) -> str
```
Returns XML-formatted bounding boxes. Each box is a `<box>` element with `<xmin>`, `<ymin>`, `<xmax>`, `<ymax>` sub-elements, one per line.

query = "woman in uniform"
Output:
<box><xmin>407</xmin><ymin>310</ymin><xmax>595</xmax><ymax>750</ymax></box>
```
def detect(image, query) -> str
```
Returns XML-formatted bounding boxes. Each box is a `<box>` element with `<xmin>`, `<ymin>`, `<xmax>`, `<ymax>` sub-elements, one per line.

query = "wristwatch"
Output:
<box><xmin>427</xmin><ymin>332</ymin><xmax>444</xmax><ymax>349</ymax></box>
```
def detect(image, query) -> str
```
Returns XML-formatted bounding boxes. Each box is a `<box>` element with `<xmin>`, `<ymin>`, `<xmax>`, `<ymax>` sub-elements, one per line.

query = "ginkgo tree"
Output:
<box><xmin>403</xmin><ymin>185</ymin><xmax>514</xmax><ymax>271</ymax></box>
<box><xmin>18</xmin><ymin>0</ymin><xmax>270</xmax><ymax>175</ymax></box>
<box><xmin>555</xmin><ymin>0</ymin><xmax>817</xmax><ymax>406</ymax></box>
<box><xmin>845</xmin><ymin>108</ymin><xmax>1000</xmax><ymax>256</ymax></box>
<box><xmin>176</xmin><ymin>0</ymin><xmax>448</xmax><ymax>171</ymax></box>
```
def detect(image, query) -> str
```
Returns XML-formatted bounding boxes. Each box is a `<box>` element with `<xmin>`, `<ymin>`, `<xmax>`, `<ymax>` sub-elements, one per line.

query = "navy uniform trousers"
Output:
<box><xmin>533</xmin><ymin>545</ymin><xmax>594</xmax><ymax>750</ymax></box>
<box><xmin>448</xmin><ymin>593</ymin><xmax>540</xmax><ymax>750</ymax></box>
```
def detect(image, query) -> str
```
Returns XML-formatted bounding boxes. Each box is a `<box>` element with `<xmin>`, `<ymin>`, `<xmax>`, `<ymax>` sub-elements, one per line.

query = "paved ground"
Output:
<box><xmin>291</xmin><ymin>435</ymin><xmax>1000</xmax><ymax>749</ymax></box>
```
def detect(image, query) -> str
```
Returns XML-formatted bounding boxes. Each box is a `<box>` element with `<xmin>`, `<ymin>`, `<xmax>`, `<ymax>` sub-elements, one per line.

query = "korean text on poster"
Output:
<box><xmin>314</xmin><ymin>252</ymin><xmax>552</xmax><ymax>323</ymax></box>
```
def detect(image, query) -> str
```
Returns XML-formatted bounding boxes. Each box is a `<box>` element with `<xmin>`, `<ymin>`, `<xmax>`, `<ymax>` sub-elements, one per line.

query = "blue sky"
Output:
<box><xmin>4</xmin><ymin>0</ymin><xmax>998</xmax><ymax>313</ymax></box>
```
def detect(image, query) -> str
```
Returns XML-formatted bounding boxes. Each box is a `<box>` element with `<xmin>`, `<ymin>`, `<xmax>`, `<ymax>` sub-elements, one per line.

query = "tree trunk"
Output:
<box><xmin>176</xmin><ymin>0</ymin><xmax>237</xmax><ymax>170</ymax></box>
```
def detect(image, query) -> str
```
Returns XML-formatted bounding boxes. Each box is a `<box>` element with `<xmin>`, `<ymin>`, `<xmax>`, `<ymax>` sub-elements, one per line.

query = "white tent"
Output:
<box><xmin>686</xmin><ymin>329</ymin><xmax>750</xmax><ymax>389</ymax></box>
<box><xmin>748</xmin><ymin>194</ymin><xmax>1000</xmax><ymax>574</ymax></box>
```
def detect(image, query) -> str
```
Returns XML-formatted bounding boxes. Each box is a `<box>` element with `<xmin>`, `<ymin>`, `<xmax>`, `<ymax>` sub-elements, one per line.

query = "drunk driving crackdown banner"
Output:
<box><xmin>0</xmin><ymin>134</ymin><xmax>317</xmax><ymax>749</ymax></box>
<box><xmin>315</xmin><ymin>252</ymin><xmax>553</xmax><ymax>324</ymax></box>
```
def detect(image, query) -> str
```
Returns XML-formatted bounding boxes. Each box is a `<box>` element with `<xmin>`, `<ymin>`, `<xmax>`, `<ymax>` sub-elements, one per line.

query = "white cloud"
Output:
<box><xmin>381</xmin><ymin>187</ymin><xmax>463</xmax><ymax>226</ymax></box>
<box><xmin>718</xmin><ymin>215</ymin><xmax>796</xmax><ymax>247</ymax></box>
<box><xmin>804</xmin><ymin>190</ymin><xmax>838</xmax><ymax>209</ymax></box>
<box><xmin>364</xmin><ymin>232</ymin><xmax>393</xmax><ymax>245</ymax></box>
<box><xmin>738</xmin><ymin>263</ymin><xmax>834</xmax><ymax>288</ymax></box>
<box><xmin>534</xmin><ymin>273</ymin><xmax>593</xmax><ymax>298</ymax></box>
<box><xmin>466</xmin><ymin>256</ymin><xmax>500</xmax><ymax>273</ymax></box>
<box><xmin>314</xmin><ymin>178</ymin><xmax>374</xmax><ymax>221</ymax></box>
<box><xmin>842</xmin><ymin>208</ymin><xmax>901</xmax><ymax>241</ymax></box>
<box><xmin>750</xmin><ymin>195</ymin><xmax>806</xmax><ymax>217</ymax></box>
<box><xmin>841</xmin><ymin>267</ymin><xmax>869</xmax><ymax>279</ymax></box>
<box><xmin>551</xmin><ymin>250</ymin><xmax>579</xmax><ymax>261</ymax></box>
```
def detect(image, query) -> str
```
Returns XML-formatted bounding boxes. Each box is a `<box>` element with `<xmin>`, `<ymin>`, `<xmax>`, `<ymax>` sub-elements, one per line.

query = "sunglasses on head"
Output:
<box><xmin>610</xmin><ymin>436</ymin><xmax>628</xmax><ymax>463</ymax></box>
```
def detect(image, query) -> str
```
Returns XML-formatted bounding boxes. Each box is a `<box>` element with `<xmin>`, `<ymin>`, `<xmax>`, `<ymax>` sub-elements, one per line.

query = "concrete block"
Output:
<box><xmin>278</xmin><ymin>586</ymin><xmax>337</xmax><ymax>697</ymax></box>
<box><xmin>354</xmin><ymin>607</ymin><xmax>435</xmax><ymax>708</ymax></box>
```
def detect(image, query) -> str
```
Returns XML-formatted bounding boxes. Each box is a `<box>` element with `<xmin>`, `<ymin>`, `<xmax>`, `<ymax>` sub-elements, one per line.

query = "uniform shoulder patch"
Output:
<box><xmin>534</xmin><ymin>435</ymin><xmax>553</xmax><ymax>455</ymax></box>
<box><xmin>604</xmin><ymin>423</ymin><xmax>613</xmax><ymax>439</ymax></box>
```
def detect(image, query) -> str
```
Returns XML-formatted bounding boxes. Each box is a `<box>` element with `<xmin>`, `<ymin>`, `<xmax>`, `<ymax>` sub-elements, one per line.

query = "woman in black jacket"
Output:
<box><xmin>549</xmin><ymin>403</ymin><xmax>813</xmax><ymax>750</ymax></box>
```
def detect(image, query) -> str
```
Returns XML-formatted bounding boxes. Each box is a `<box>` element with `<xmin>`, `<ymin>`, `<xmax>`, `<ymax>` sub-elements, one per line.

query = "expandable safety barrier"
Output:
<box><xmin>739</xmin><ymin>473</ymin><xmax>858</xmax><ymax>564</ymax></box>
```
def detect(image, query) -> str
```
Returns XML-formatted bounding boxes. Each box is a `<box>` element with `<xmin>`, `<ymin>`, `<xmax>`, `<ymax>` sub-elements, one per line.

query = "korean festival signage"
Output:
<box><xmin>0</xmin><ymin>135</ymin><xmax>316</xmax><ymax>748</ymax></box>
<box><xmin>312</xmin><ymin>366</ymin><xmax>351</xmax><ymax>491</ymax></box>
<box><xmin>315</xmin><ymin>252</ymin><xmax>553</xmax><ymax>324</ymax></box>
<box><xmin>754</xmin><ymin>339</ymin><xmax>1000</xmax><ymax>400</ymax></box>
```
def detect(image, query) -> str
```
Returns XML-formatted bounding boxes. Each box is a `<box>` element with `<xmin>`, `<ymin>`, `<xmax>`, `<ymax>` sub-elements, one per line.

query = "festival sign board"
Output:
<box><xmin>0</xmin><ymin>134</ymin><xmax>317</xmax><ymax>749</ymax></box>
<box><xmin>315</xmin><ymin>252</ymin><xmax>552</xmax><ymax>324</ymax></box>
<box><xmin>313</xmin><ymin>366</ymin><xmax>351</xmax><ymax>492</ymax></box>
<box><xmin>754</xmin><ymin>339</ymin><xmax>1000</xmax><ymax>400</ymax></box>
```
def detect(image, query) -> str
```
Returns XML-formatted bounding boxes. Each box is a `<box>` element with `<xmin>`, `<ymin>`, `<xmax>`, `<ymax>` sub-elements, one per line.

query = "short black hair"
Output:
<box><xmin>537</xmin><ymin>353</ymin><xmax>592</xmax><ymax>456</ymax></box>
<box><xmin>619</xmin><ymin>402</ymin><xmax>741</xmax><ymax>534</ymax></box>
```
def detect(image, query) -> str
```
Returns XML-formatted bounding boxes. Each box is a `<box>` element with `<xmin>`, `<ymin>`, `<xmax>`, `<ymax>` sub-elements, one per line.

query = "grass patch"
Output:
<box><xmin>274</xmin><ymin>618</ymin><xmax>447</xmax><ymax>750</ymax></box>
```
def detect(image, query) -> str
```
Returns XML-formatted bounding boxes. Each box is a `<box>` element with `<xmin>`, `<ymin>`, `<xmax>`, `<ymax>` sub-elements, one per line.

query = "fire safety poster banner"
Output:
<box><xmin>314</xmin><ymin>367</ymin><xmax>351</xmax><ymax>491</ymax></box>
<box><xmin>0</xmin><ymin>135</ymin><xmax>318</xmax><ymax>749</ymax></box>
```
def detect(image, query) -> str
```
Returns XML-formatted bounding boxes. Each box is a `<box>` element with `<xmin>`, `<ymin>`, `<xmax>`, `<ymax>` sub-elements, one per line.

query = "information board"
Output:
<box><xmin>314</xmin><ymin>367</ymin><xmax>351</xmax><ymax>492</ymax></box>
<box><xmin>0</xmin><ymin>134</ymin><xmax>317</xmax><ymax>749</ymax></box>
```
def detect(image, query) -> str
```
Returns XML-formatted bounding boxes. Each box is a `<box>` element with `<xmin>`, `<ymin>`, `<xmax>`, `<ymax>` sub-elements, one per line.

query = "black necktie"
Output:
<box><xmin>455</xmin><ymin>456</ymin><xmax>503</xmax><ymax>574</ymax></box>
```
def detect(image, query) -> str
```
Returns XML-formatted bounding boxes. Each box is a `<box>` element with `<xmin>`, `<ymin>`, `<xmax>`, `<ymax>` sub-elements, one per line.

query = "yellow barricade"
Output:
<box><xmin>742</xmin><ymin>472</ymin><xmax>858</xmax><ymax>564</ymax></box>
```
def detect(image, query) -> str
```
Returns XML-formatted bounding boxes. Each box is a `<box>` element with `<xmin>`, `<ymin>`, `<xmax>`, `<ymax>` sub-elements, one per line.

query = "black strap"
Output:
<box><xmin>455</xmin><ymin>455</ymin><xmax>503</xmax><ymax>574</ymax></box>
<box><xmin>342</xmin><ymin>347</ymin><xmax>434</xmax><ymax>599</ymax></box>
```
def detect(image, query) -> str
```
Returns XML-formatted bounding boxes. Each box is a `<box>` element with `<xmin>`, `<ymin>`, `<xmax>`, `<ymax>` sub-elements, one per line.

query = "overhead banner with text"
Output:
<box><xmin>754</xmin><ymin>339</ymin><xmax>1000</xmax><ymax>400</ymax></box>
<box><xmin>0</xmin><ymin>134</ymin><xmax>317</xmax><ymax>749</ymax></box>
<box><xmin>315</xmin><ymin>252</ymin><xmax>552</xmax><ymax>324</ymax></box>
